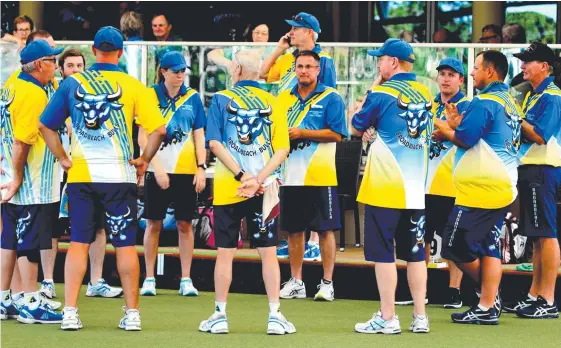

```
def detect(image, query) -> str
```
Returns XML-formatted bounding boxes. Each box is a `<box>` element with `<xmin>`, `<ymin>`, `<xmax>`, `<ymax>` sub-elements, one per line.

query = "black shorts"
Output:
<box><xmin>425</xmin><ymin>194</ymin><xmax>455</xmax><ymax>245</ymax></box>
<box><xmin>279</xmin><ymin>186</ymin><xmax>341</xmax><ymax>233</ymax></box>
<box><xmin>143</xmin><ymin>172</ymin><xmax>197</xmax><ymax>221</ymax></box>
<box><xmin>1</xmin><ymin>202</ymin><xmax>58</xmax><ymax>251</ymax></box>
<box><xmin>214</xmin><ymin>196</ymin><xmax>278</xmax><ymax>248</ymax></box>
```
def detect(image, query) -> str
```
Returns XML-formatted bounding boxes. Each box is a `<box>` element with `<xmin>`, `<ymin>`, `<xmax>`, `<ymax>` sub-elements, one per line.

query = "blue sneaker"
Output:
<box><xmin>304</xmin><ymin>242</ymin><xmax>321</xmax><ymax>261</ymax></box>
<box><xmin>277</xmin><ymin>240</ymin><xmax>289</xmax><ymax>258</ymax></box>
<box><xmin>86</xmin><ymin>278</ymin><xmax>123</xmax><ymax>298</ymax></box>
<box><xmin>1</xmin><ymin>301</ymin><xmax>19</xmax><ymax>320</ymax></box>
<box><xmin>17</xmin><ymin>301</ymin><xmax>63</xmax><ymax>324</ymax></box>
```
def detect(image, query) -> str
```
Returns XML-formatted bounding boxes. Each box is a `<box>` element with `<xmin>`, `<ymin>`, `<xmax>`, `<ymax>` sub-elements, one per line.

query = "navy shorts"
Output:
<box><xmin>214</xmin><ymin>196</ymin><xmax>277</xmax><ymax>248</ymax></box>
<box><xmin>1</xmin><ymin>202</ymin><xmax>58</xmax><ymax>251</ymax></box>
<box><xmin>425</xmin><ymin>194</ymin><xmax>456</xmax><ymax>244</ymax></box>
<box><xmin>143</xmin><ymin>172</ymin><xmax>197</xmax><ymax>221</ymax></box>
<box><xmin>67</xmin><ymin>183</ymin><xmax>137</xmax><ymax>248</ymax></box>
<box><xmin>518</xmin><ymin>165</ymin><xmax>561</xmax><ymax>239</ymax></box>
<box><xmin>279</xmin><ymin>186</ymin><xmax>341</xmax><ymax>233</ymax></box>
<box><xmin>363</xmin><ymin>205</ymin><xmax>426</xmax><ymax>263</ymax></box>
<box><xmin>442</xmin><ymin>205</ymin><xmax>508</xmax><ymax>263</ymax></box>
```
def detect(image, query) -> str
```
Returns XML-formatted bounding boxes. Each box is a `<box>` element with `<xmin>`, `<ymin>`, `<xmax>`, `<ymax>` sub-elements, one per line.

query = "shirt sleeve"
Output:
<box><xmin>351</xmin><ymin>91</ymin><xmax>381</xmax><ymax>132</ymax></box>
<box><xmin>320</xmin><ymin>57</ymin><xmax>337</xmax><ymax>88</ymax></box>
<box><xmin>455</xmin><ymin>101</ymin><xmax>493</xmax><ymax>148</ymax></box>
<box><xmin>271</xmin><ymin>97</ymin><xmax>290</xmax><ymax>151</ymax></box>
<box><xmin>39</xmin><ymin>78</ymin><xmax>72</xmax><ymax>131</ymax></box>
<box><xmin>192</xmin><ymin>93</ymin><xmax>207</xmax><ymax>130</ymax></box>
<box><xmin>529</xmin><ymin>94</ymin><xmax>561</xmax><ymax>142</ymax></box>
<box><xmin>134</xmin><ymin>84</ymin><xmax>166</xmax><ymax>133</ymax></box>
<box><xmin>266</xmin><ymin>55</ymin><xmax>283</xmax><ymax>83</ymax></box>
<box><xmin>325</xmin><ymin>93</ymin><xmax>348</xmax><ymax>137</ymax></box>
<box><xmin>456</xmin><ymin>99</ymin><xmax>471</xmax><ymax>115</ymax></box>
<box><xmin>205</xmin><ymin>94</ymin><xmax>225</xmax><ymax>147</ymax></box>
<box><xmin>15</xmin><ymin>88</ymin><xmax>48</xmax><ymax>145</ymax></box>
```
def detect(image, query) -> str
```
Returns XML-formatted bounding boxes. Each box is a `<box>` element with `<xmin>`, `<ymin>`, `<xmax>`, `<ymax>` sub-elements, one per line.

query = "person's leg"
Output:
<box><xmin>376</xmin><ymin>262</ymin><xmax>397</xmax><ymax>319</ymax></box>
<box><xmin>64</xmin><ymin>242</ymin><xmax>90</xmax><ymax>308</ymax></box>
<box><xmin>215</xmin><ymin>248</ymin><xmax>237</xmax><ymax>302</ymax></box>
<box><xmin>479</xmin><ymin>256</ymin><xmax>502</xmax><ymax>309</ymax></box>
<box><xmin>407</xmin><ymin>261</ymin><xmax>427</xmax><ymax>317</ymax></box>
<box><xmin>318</xmin><ymin>231</ymin><xmax>335</xmax><ymax>281</ymax></box>
<box><xmin>18</xmin><ymin>255</ymin><xmax>39</xmax><ymax>294</ymax></box>
<box><xmin>40</xmin><ymin>238</ymin><xmax>58</xmax><ymax>282</ymax></box>
<box><xmin>258</xmin><ymin>246</ymin><xmax>280</xmax><ymax>302</ymax></box>
<box><xmin>177</xmin><ymin>220</ymin><xmax>195</xmax><ymax>279</ymax></box>
<box><xmin>143</xmin><ymin>220</ymin><xmax>163</xmax><ymax>279</ymax></box>
<box><xmin>309</xmin><ymin>231</ymin><xmax>320</xmax><ymax>244</ymax></box>
<box><xmin>115</xmin><ymin>246</ymin><xmax>139</xmax><ymax>310</ymax></box>
<box><xmin>1</xmin><ymin>250</ymin><xmax>17</xmax><ymax>291</ymax></box>
<box><xmin>89</xmin><ymin>228</ymin><xmax>106</xmax><ymax>284</ymax></box>
<box><xmin>448</xmin><ymin>261</ymin><xmax>463</xmax><ymax>288</ymax></box>
<box><xmin>538</xmin><ymin>237</ymin><xmax>560</xmax><ymax>303</ymax></box>
<box><xmin>528</xmin><ymin>239</ymin><xmax>541</xmax><ymax>298</ymax></box>
<box><xmin>288</xmin><ymin>232</ymin><xmax>306</xmax><ymax>279</ymax></box>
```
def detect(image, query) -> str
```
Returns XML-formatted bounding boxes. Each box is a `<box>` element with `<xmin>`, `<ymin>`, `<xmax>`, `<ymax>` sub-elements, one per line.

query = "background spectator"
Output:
<box><xmin>502</xmin><ymin>23</ymin><xmax>526</xmax><ymax>44</ymax></box>
<box><xmin>151</xmin><ymin>12</ymin><xmax>181</xmax><ymax>42</ymax></box>
<box><xmin>433</xmin><ymin>28</ymin><xmax>461</xmax><ymax>43</ymax></box>
<box><xmin>12</xmin><ymin>15</ymin><xmax>34</xmax><ymax>45</ymax></box>
<box><xmin>120</xmin><ymin>11</ymin><xmax>143</xmax><ymax>41</ymax></box>
<box><xmin>399</xmin><ymin>30</ymin><xmax>415</xmax><ymax>43</ymax></box>
<box><xmin>479</xmin><ymin>24</ymin><xmax>502</xmax><ymax>43</ymax></box>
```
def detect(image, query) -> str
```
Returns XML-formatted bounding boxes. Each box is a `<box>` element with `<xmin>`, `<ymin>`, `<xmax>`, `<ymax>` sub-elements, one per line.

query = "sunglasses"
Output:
<box><xmin>292</xmin><ymin>15</ymin><xmax>311</xmax><ymax>28</ymax></box>
<box><xmin>42</xmin><ymin>58</ymin><xmax>57</xmax><ymax>63</ymax></box>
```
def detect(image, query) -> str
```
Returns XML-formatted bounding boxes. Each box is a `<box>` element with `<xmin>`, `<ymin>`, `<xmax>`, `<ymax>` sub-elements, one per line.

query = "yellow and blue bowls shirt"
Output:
<box><xmin>453</xmin><ymin>82</ymin><xmax>522</xmax><ymax>209</ymax></box>
<box><xmin>277</xmin><ymin>83</ymin><xmax>348</xmax><ymax>186</ymax></box>
<box><xmin>147</xmin><ymin>83</ymin><xmax>206</xmax><ymax>174</ymax></box>
<box><xmin>0</xmin><ymin>72</ymin><xmax>60</xmax><ymax>205</ymax></box>
<box><xmin>425</xmin><ymin>91</ymin><xmax>470</xmax><ymax>197</ymax></box>
<box><xmin>266</xmin><ymin>44</ymin><xmax>336</xmax><ymax>93</ymax></box>
<box><xmin>206</xmin><ymin>80</ymin><xmax>290</xmax><ymax>206</ymax></box>
<box><xmin>40</xmin><ymin>63</ymin><xmax>166</xmax><ymax>184</ymax></box>
<box><xmin>352</xmin><ymin>72</ymin><xmax>434</xmax><ymax>209</ymax></box>
<box><xmin>518</xmin><ymin>76</ymin><xmax>561</xmax><ymax>167</ymax></box>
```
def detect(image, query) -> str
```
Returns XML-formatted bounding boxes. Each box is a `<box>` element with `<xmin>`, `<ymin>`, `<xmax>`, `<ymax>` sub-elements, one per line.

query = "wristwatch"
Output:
<box><xmin>234</xmin><ymin>169</ymin><xmax>245</xmax><ymax>181</ymax></box>
<box><xmin>198</xmin><ymin>163</ymin><xmax>208</xmax><ymax>170</ymax></box>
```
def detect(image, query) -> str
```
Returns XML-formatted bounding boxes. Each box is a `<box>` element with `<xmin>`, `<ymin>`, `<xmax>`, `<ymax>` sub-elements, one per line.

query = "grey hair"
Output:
<box><xmin>233</xmin><ymin>50</ymin><xmax>262</xmax><ymax>74</ymax></box>
<box><xmin>120</xmin><ymin>11</ymin><xmax>143</xmax><ymax>39</ymax></box>
<box><xmin>313</xmin><ymin>31</ymin><xmax>319</xmax><ymax>42</ymax></box>
<box><xmin>21</xmin><ymin>61</ymin><xmax>37</xmax><ymax>73</ymax></box>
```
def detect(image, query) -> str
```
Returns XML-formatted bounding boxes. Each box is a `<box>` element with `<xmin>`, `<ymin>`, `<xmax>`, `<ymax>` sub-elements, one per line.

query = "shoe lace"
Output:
<box><xmin>281</xmin><ymin>277</ymin><xmax>296</xmax><ymax>287</ymax></box>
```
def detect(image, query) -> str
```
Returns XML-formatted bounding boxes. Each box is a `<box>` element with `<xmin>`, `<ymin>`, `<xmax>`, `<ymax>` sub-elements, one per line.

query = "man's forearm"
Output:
<box><xmin>439</xmin><ymin>127</ymin><xmax>470</xmax><ymax>149</ymax></box>
<box><xmin>11</xmin><ymin>140</ymin><xmax>31</xmax><ymax>182</ymax></box>
<box><xmin>39</xmin><ymin>125</ymin><xmax>68</xmax><ymax>161</ymax></box>
<box><xmin>300</xmin><ymin>129</ymin><xmax>342</xmax><ymax>143</ymax></box>
<box><xmin>194</xmin><ymin>128</ymin><xmax>207</xmax><ymax>166</ymax></box>
<box><xmin>141</xmin><ymin>126</ymin><xmax>165</xmax><ymax>163</ymax></box>
<box><xmin>521</xmin><ymin>120</ymin><xmax>545</xmax><ymax>145</ymax></box>
<box><xmin>260</xmin><ymin>47</ymin><xmax>284</xmax><ymax>79</ymax></box>
<box><xmin>209</xmin><ymin>140</ymin><xmax>242</xmax><ymax>175</ymax></box>
<box><xmin>256</xmin><ymin>149</ymin><xmax>288</xmax><ymax>183</ymax></box>
<box><xmin>138</xmin><ymin>127</ymin><xmax>165</xmax><ymax>172</ymax></box>
<box><xmin>350</xmin><ymin>125</ymin><xmax>363</xmax><ymax>137</ymax></box>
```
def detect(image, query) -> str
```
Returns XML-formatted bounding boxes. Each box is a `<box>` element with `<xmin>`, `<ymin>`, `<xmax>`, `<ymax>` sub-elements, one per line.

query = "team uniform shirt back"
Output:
<box><xmin>453</xmin><ymin>82</ymin><xmax>522</xmax><ymax>209</ymax></box>
<box><xmin>0</xmin><ymin>72</ymin><xmax>60</xmax><ymax>204</ymax></box>
<box><xmin>518</xmin><ymin>76</ymin><xmax>561</xmax><ymax>166</ymax></box>
<box><xmin>352</xmin><ymin>73</ymin><xmax>434</xmax><ymax>209</ymax></box>
<box><xmin>425</xmin><ymin>91</ymin><xmax>470</xmax><ymax>197</ymax></box>
<box><xmin>206</xmin><ymin>80</ymin><xmax>290</xmax><ymax>206</ymax></box>
<box><xmin>40</xmin><ymin>63</ymin><xmax>166</xmax><ymax>184</ymax></box>
<box><xmin>148</xmin><ymin>83</ymin><xmax>206</xmax><ymax>174</ymax></box>
<box><xmin>277</xmin><ymin>83</ymin><xmax>348</xmax><ymax>186</ymax></box>
<box><xmin>266</xmin><ymin>45</ymin><xmax>336</xmax><ymax>93</ymax></box>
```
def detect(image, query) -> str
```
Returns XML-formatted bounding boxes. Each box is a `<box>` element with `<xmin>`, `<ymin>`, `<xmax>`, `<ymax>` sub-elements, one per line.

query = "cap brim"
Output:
<box><xmin>513</xmin><ymin>52</ymin><xmax>532</xmax><ymax>61</ymax></box>
<box><xmin>49</xmin><ymin>47</ymin><xmax>64</xmax><ymax>56</ymax></box>
<box><xmin>436</xmin><ymin>64</ymin><xmax>462</xmax><ymax>74</ymax></box>
<box><xmin>367</xmin><ymin>49</ymin><xmax>383</xmax><ymax>57</ymax></box>
<box><xmin>168</xmin><ymin>63</ymin><xmax>190</xmax><ymax>71</ymax></box>
<box><xmin>285</xmin><ymin>19</ymin><xmax>308</xmax><ymax>28</ymax></box>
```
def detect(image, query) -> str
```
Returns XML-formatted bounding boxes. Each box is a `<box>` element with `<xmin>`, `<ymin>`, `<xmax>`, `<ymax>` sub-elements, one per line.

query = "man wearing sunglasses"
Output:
<box><xmin>261</xmin><ymin>12</ymin><xmax>336</xmax><ymax>93</ymax></box>
<box><xmin>0</xmin><ymin>39</ymin><xmax>64</xmax><ymax>324</ymax></box>
<box><xmin>478</xmin><ymin>24</ymin><xmax>502</xmax><ymax>44</ymax></box>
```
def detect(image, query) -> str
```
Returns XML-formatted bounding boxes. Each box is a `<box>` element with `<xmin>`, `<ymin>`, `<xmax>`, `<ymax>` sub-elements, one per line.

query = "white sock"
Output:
<box><xmin>24</xmin><ymin>292</ymin><xmax>40</xmax><ymax>310</ymax></box>
<box><xmin>181</xmin><ymin>277</ymin><xmax>191</xmax><ymax>281</ymax></box>
<box><xmin>294</xmin><ymin>278</ymin><xmax>303</xmax><ymax>286</ymax></box>
<box><xmin>12</xmin><ymin>292</ymin><xmax>24</xmax><ymax>302</ymax></box>
<box><xmin>477</xmin><ymin>304</ymin><xmax>489</xmax><ymax>311</ymax></box>
<box><xmin>0</xmin><ymin>290</ymin><xmax>11</xmax><ymax>304</ymax></box>
<box><xmin>145</xmin><ymin>277</ymin><xmax>155</xmax><ymax>281</ymax></box>
<box><xmin>43</xmin><ymin>279</ymin><xmax>54</xmax><ymax>284</ymax></box>
<box><xmin>528</xmin><ymin>294</ymin><xmax>537</xmax><ymax>301</ymax></box>
<box><xmin>63</xmin><ymin>306</ymin><xmax>77</xmax><ymax>313</ymax></box>
<box><xmin>269</xmin><ymin>302</ymin><xmax>280</xmax><ymax>314</ymax></box>
<box><xmin>215</xmin><ymin>301</ymin><xmax>226</xmax><ymax>314</ymax></box>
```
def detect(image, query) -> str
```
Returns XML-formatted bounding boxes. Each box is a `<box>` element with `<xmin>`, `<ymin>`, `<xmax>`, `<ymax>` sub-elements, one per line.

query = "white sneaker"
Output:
<box><xmin>267</xmin><ymin>312</ymin><xmax>296</xmax><ymax>335</ymax></box>
<box><xmin>355</xmin><ymin>311</ymin><xmax>401</xmax><ymax>334</ymax></box>
<box><xmin>199</xmin><ymin>312</ymin><xmax>229</xmax><ymax>334</ymax></box>
<box><xmin>280</xmin><ymin>278</ymin><xmax>306</xmax><ymax>299</ymax></box>
<box><xmin>61</xmin><ymin>308</ymin><xmax>83</xmax><ymax>331</ymax></box>
<box><xmin>140</xmin><ymin>278</ymin><xmax>156</xmax><ymax>296</ymax></box>
<box><xmin>40</xmin><ymin>280</ymin><xmax>56</xmax><ymax>299</ymax></box>
<box><xmin>409</xmin><ymin>314</ymin><xmax>429</xmax><ymax>333</ymax></box>
<box><xmin>86</xmin><ymin>279</ymin><xmax>123</xmax><ymax>298</ymax></box>
<box><xmin>40</xmin><ymin>294</ymin><xmax>62</xmax><ymax>310</ymax></box>
<box><xmin>314</xmin><ymin>282</ymin><xmax>335</xmax><ymax>301</ymax></box>
<box><xmin>118</xmin><ymin>307</ymin><xmax>141</xmax><ymax>331</ymax></box>
<box><xmin>178</xmin><ymin>278</ymin><xmax>199</xmax><ymax>296</ymax></box>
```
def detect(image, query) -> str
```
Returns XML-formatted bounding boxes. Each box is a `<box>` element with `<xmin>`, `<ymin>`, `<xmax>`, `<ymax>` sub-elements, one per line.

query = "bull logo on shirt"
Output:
<box><xmin>489</xmin><ymin>225</ymin><xmax>502</xmax><ymax>251</ymax></box>
<box><xmin>429</xmin><ymin>140</ymin><xmax>450</xmax><ymax>159</ymax></box>
<box><xmin>106</xmin><ymin>208</ymin><xmax>134</xmax><ymax>241</ymax></box>
<box><xmin>252</xmin><ymin>213</ymin><xmax>275</xmax><ymax>240</ymax></box>
<box><xmin>410</xmin><ymin>215</ymin><xmax>426</xmax><ymax>253</ymax></box>
<box><xmin>226</xmin><ymin>100</ymin><xmax>273</xmax><ymax>145</ymax></box>
<box><xmin>16</xmin><ymin>212</ymin><xmax>32</xmax><ymax>244</ymax></box>
<box><xmin>397</xmin><ymin>93</ymin><xmax>432</xmax><ymax>139</ymax></box>
<box><xmin>505</xmin><ymin>106</ymin><xmax>522</xmax><ymax>153</ymax></box>
<box><xmin>161</xmin><ymin>122</ymin><xmax>187</xmax><ymax>150</ymax></box>
<box><xmin>0</xmin><ymin>88</ymin><xmax>14</xmax><ymax>130</ymax></box>
<box><xmin>74</xmin><ymin>83</ymin><xmax>123</xmax><ymax>130</ymax></box>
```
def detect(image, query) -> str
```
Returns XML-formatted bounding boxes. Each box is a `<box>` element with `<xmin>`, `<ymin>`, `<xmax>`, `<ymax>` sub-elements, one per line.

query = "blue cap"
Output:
<box><xmin>20</xmin><ymin>39</ymin><xmax>63</xmax><ymax>64</ymax></box>
<box><xmin>285</xmin><ymin>12</ymin><xmax>321</xmax><ymax>34</ymax></box>
<box><xmin>93</xmin><ymin>26</ymin><xmax>124</xmax><ymax>52</ymax></box>
<box><xmin>437</xmin><ymin>57</ymin><xmax>464</xmax><ymax>76</ymax></box>
<box><xmin>160</xmin><ymin>51</ymin><xmax>190</xmax><ymax>71</ymax></box>
<box><xmin>367</xmin><ymin>39</ymin><xmax>415</xmax><ymax>63</ymax></box>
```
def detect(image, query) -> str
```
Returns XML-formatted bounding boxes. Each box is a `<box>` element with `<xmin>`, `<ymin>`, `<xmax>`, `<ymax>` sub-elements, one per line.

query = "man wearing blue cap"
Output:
<box><xmin>351</xmin><ymin>39</ymin><xmax>432</xmax><ymax>334</ymax></box>
<box><xmin>38</xmin><ymin>26</ymin><xmax>167</xmax><ymax>331</ymax></box>
<box><xmin>260</xmin><ymin>12</ymin><xmax>336</xmax><ymax>93</ymax></box>
<box><xmin>425</xmin><ymin>57</ymin><xmax>469</xmax><ymax>309</ymax></box>
<box><xmin>0</xmin><ymin>39</ymin><xmax>64</xmax><ymax>324</ymax></box>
